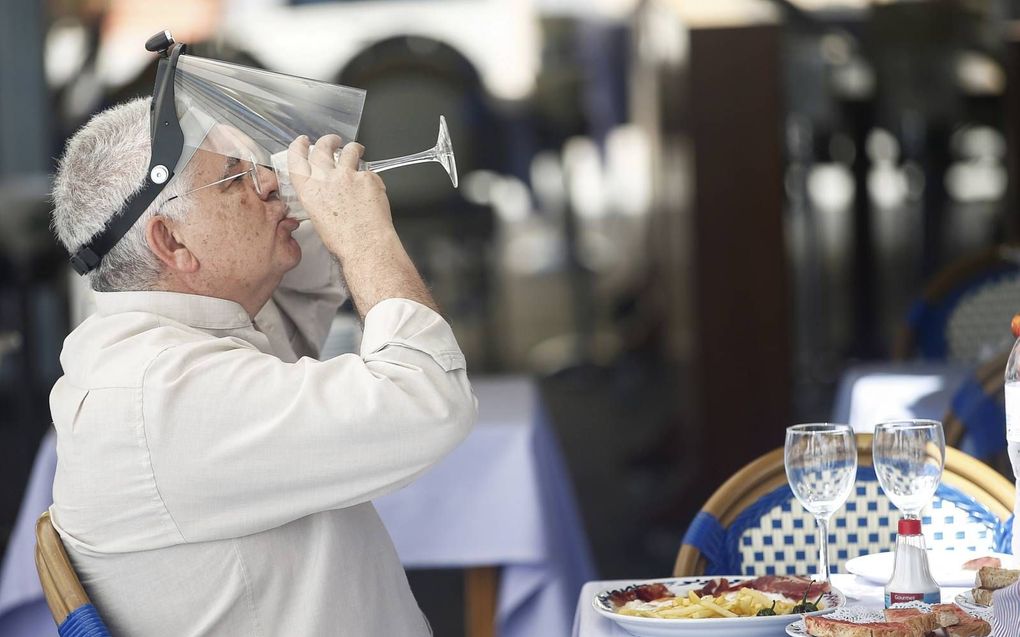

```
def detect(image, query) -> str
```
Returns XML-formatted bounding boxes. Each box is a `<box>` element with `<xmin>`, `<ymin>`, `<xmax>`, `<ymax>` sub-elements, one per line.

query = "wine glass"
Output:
<box><xmin>271</xmin><ymin>116</ymin><xmax>458</xmax><ymax>222</ymax></box>
<box><xmin>872</xmin><ymin>420</ymin><xmax>945</xmax><ymax>518</ymax></box>
<box><xmin>360</xmin><ymin>115</ymin><xmax>457</xmax><ymax>188</ymax></box>
<box><xmin>785</xmin><ymin>423</ymin><xmax>858</xmax><ymax>582</ymax></box>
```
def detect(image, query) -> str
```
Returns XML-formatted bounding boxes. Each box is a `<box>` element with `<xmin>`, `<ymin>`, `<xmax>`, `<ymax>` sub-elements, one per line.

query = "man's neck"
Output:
<box><xmin>156</xmin><ymin>276</ymin><xmax>272</xmax><ymax>320</ymax></box>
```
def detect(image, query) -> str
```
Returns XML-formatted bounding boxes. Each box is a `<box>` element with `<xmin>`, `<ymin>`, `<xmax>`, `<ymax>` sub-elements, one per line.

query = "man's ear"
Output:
<box><xmin>146</xmin><ymin>216</ymin><xmax>199</xmax><ymax>273</ymax></box>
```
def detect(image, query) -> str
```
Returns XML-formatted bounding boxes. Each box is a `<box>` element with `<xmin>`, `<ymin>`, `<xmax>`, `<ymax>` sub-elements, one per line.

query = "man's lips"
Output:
<box><xmin>279</xmin><ymin>217</ymin><xmax>300</xmax><ymax>232</ymax></box>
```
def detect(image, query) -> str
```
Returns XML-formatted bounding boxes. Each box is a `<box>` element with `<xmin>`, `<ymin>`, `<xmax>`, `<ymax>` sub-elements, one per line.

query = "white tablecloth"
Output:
<box><xmin>571</xmin><ymin>574</ymin><xmax>970</xmax><ymax>636</ymax></box>
<box><xmin>0</xmin><ymin>376</ymin><xmax>596</xmax><ymax>637</ymax></box>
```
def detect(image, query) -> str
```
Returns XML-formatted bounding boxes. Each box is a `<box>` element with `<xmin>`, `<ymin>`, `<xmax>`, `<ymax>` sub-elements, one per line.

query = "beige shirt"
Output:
<box><xmin>48</xmin><ymin>227</ymin><xmax>477</xmax><ymax>636</ymax></box>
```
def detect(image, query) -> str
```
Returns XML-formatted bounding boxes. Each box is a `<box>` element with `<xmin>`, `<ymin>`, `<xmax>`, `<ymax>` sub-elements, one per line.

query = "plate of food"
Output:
<box><xmin>956</xmin><ymin>564</ymin><xmax>1020</xmax><ymax>611</ymax></box>
<box><xmin>844</xmin><ymin>551</ymin><xmax>1017</xmax><ymax>587</ymax></box>
<box><xmin>785</xmin><ymin>601</ymin><xmax>991</xmax><ymax>636</ymax></box>
<box><xmin>593</xmin><ymin>575</ymin><xmax>844</xmax><ymax>637</ymax></box>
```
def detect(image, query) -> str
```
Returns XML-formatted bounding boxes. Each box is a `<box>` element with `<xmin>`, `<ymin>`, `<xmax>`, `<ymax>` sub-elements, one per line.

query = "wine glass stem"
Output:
<box><xmin>361</xmin><ymin>148</ymin><xmax>436</xmax><ymax>174</ymax></box>
<box><xmin>815</xmin><ymin>516</ymin><xmax>831</xmax><ymax>582</ymax></box>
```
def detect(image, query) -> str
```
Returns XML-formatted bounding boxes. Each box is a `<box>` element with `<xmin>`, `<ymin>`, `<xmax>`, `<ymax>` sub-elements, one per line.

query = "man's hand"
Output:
<box><xmin>286</xmin><ymin>135</ymin><xmax>394</xmax><ymax>260</ymax></box>
<box><xmin>285</xmin><ymin>134</ymin><xmax>439</xmax><ymax>319</ymax></box>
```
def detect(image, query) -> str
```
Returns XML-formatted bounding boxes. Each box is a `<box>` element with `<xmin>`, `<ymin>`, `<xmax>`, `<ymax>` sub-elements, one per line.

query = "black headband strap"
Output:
<box><xmin>69</xmin><ymin>33</ymin><xmax>187</xmax><ymax>275</ymax></box>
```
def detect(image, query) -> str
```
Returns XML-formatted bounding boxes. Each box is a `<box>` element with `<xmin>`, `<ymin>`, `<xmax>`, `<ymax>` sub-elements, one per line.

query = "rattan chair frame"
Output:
<box><xmin>35</xmin><ymin>511</ymin><xmax>91</xmax><ymax>626</ymax></box>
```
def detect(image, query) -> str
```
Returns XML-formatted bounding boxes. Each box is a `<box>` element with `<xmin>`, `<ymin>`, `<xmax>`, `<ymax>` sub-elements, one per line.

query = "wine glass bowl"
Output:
<box><xmin>872</xmin><ymin>420</ymin><xmax>945</xmax><ymax>518</ymax></box>
<box><xmin>785</xmin><ymin>423</ymin><xmax>858</xmax><ymax>581</ymax></box>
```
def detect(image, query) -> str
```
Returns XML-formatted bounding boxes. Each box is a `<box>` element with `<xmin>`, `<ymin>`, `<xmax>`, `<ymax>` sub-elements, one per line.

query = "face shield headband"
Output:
<box><xmin>69</xmin><ymin>31</ymin><xmax>186</xmax><ymax>275</ymax></box>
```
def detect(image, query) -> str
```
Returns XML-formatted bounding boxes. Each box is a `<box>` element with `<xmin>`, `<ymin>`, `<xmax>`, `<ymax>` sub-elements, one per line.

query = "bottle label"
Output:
<box><xmin>1007</xmin><ymin>383</ymin><xmax>1020</xmax><ymax>443</ymax></box>
<box><xmin>885</xmin><ymin>591</ymin><xmax>940</xmax><ymax>607</ymax></box>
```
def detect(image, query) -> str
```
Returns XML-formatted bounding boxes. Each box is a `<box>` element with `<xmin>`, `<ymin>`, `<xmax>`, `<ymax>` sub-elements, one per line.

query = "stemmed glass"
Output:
<box><xmin>271</xmin><ymin>115</ymin><xmax>458</xmax><ymax>222</ymax></box>
<box><xmin>872</xmin><ymin>420</ymin><xmax>945</xmax><ymax>519</ymax></box>
<box><xmin>359</xmin><ymin>115</ymin><xmax>458</xmax><ymax>188</ymax></box>
<box><xmin>785</xmin><ymin>424</ymin><xmax>858</xmax><ymax>582</ymax></box>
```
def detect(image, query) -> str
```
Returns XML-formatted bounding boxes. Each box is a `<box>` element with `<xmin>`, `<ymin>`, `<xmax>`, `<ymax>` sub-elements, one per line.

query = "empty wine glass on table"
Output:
<box><xmin>872</xmin><ymin>420</ymin><xmax>945</xmax><ymax>518</ymax></box>
<box><xmin>785</xmin><ymin>423</ymin><xmax>858</xmax><ymax>582</ymax></box>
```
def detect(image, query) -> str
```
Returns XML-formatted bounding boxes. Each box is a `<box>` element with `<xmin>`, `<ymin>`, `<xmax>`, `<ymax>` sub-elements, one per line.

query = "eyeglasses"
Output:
<box><xmin>164</xmin><ymin>153</ymin><xmax>263</xmax><ymax>207</ymax></box>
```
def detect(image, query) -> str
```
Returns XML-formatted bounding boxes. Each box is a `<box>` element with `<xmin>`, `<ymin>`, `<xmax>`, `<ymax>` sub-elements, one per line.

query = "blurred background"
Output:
<box><xmin>3</xmin><ymin>0</ymin><xmax>1020</xmax><ymax>633</ymax></box>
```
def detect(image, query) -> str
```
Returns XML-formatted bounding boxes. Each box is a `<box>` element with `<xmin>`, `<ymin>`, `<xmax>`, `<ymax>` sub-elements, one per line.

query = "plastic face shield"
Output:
<box><xmin>172</xmin><ymin>54</ymin><xmax>366</xmax><ymax>174</ymax></box>
<box><xmin>68</xmin><ymin>32</ymin><xmax>366</xmax><ymax>275</ymax></box>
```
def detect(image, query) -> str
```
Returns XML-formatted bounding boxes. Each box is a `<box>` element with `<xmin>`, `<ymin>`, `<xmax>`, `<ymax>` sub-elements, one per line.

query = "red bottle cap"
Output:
<box><xmin>898</xmin><ymin>518</ymin><xmax>922</xmax><ymax>535</ymax></box>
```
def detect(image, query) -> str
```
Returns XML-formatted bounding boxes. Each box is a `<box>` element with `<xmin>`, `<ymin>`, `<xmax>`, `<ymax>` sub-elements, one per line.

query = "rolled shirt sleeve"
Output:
<box><xmin>141</xmin><ymin>299</ymin><xmax>477</xmax><ymax>543</ymax></box>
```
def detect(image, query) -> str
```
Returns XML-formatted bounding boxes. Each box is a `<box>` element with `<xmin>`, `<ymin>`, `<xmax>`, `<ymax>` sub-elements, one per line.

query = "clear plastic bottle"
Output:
<box><xmin>1005</xmin><ymin>333</ymin><xmax>1020</xmax><ymax>555</ymax></box>
<box><xmin>884</xmin><ymin>518</ymin><xmax>940</xmax><ymax>607</ymax></box>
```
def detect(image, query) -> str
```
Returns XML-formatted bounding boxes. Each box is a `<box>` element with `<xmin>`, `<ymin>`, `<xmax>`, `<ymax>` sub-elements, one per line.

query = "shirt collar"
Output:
<box><xmin>93</xmin><ymin>291</ymin><xmax>252</xmax><ymax>330</ymax></box>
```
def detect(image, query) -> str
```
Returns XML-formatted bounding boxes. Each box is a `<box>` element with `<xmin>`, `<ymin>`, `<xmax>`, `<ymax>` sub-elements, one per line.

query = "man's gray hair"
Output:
<box><xmin>51</xmin><ymin>97</ymin><xmax>195</xmax><ymax>291</ymax></box>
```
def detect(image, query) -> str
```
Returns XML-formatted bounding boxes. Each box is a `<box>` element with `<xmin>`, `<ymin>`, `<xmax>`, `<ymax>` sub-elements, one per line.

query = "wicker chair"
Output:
<box><xmin>34</xmin><ymin>511</ymin><xmax>112</xmax><ymax>636</ymax></box>
<box><xmin>942</xmin><ymin>349</ymin><xmax>1010</xmax><ymax>471</ymax></box>
<box><xmin>674</xmin><ymin>435</ymin><xmax>1015</xmax><ymax>577</ymax></box>
<box><xmin>894</xmin><ymin>245</ymin><xmax>1020</xmax><ymax>364</ymax></box>
<box><xmin>889</xmin><ymin>246</ymin><xmax>1020</xmax><ymax>466</ymax></box>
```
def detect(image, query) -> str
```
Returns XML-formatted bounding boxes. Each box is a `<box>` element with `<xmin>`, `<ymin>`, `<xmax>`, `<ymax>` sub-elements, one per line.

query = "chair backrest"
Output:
<box><xmin>34</xmin><ymin>511</ymin><xmax>111</xmax><ymax>636</ymax></box>
<box><xmin>895</xmin><ymin>245</ymin><xmax>1020</xmax><ymax>363</ymax></box>
<box><xmin>943</xmin><ymin>349</ymin><xmax>1009</xmax><ymax>461</ymax></box>
<box><xmin>675</xmin><ymin>435</ymin><xmax>1015</xmax><ymax>577</ymax></box>
<box><xmin>336</xmin><ymin>36</ymin><xmax>495</xmax><ymax>218</ymax></box>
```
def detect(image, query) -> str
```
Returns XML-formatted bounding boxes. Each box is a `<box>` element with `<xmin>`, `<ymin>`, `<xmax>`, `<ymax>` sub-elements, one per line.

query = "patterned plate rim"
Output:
<box><xmin>592</xmin><ymin>576</ymin><xmax>844</xmax><ymax>624</ymax></box>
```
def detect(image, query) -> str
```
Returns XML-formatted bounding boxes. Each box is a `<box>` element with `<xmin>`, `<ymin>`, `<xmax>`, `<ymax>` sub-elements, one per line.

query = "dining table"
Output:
<box><xmin>572</xmin><ymin>573</ymin><xmax>973</xmax><ymax>636</ymax></box>
<box><xmin>0</xmin><ymin>375</ymin><xmax>597</xmax><ymax>637</ymax></box>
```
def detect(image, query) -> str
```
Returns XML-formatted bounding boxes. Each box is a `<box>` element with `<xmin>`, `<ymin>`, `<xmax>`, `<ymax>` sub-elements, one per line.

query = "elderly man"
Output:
<box><xmin>47</xmin><ymin>97</ymin><xmax>477</xmax><ymax>635</ymax></box>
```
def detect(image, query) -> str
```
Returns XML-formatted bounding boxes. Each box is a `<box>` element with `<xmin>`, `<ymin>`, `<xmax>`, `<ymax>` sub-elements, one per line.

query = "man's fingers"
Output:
<box><xmin>310</xmin><ymin>134</ymin><xmax>343</xmax><ymax>173</ymax></box>
<box><xmin>336</xmin><ymin>142</ymin><xmax>365</xmax><ymax>171</ymax></box>
<box><xmin>287</xmin><ymin>135</ymin><xmax>311</xmax><ymax>190</ymax></box>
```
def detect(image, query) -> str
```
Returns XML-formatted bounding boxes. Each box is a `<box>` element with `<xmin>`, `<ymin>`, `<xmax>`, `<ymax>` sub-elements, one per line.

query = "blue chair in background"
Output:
<box><xmin>34</xmin><ymin>512</ymin><xmax>111</xmax><ymax>637</ymax></box>
<box><xmin>943</xmin><ymin>349</ymin><xmax>1009</xmax><ymax>465</ymax></box>
<box><xmin>891</xmin><ymin>245</ymin><xmax>1018</xmax><ymax>469</ymax></box>
<box><xmin>895</xmin><ymin>245</ymin><xmax>1020</xmax><ymax>364</ymax></box>
<box><xmin>674</xmin><ymin>435</ymin><xmax>1014</xmax><ymax>577</ymax></box>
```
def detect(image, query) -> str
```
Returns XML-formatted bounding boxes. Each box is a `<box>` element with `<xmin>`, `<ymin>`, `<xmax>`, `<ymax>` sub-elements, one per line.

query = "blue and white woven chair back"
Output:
<box><xmin>942</xmin><ymin>276</ymin><xmax>1020</xmax><ymax>364</ymax></box>
<box><xmin>682</xmin><ymin>467</ymin><xmax>1012</xmax><ymax>577</ymax></box>
<box><xmin>908</xmin><ymin>267</ymin><xmax>1020</xmax><ymax>364</ymax></box>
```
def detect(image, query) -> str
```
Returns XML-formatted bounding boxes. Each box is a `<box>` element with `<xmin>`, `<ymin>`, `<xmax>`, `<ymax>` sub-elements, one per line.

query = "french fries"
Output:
<box><xmin>617</xmin><ymin>587</ymin><xmax>804</xmax><ymax>619</ymax></box>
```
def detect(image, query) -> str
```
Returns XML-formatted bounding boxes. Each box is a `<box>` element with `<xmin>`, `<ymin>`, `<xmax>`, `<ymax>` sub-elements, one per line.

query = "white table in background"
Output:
<box><xmin>0</xmin><ymin>376</ymin><xmax>596</xmax><ymax>637</ymax></box>
<box><xmin>571</xmin><ymin>574</ymin><xmax>969</xmax><ymax>636</ymax></box>
<box><xmin>830</xmin><ymin>362</ymin><xmax>971</xmax><ymax>433</ymax></box>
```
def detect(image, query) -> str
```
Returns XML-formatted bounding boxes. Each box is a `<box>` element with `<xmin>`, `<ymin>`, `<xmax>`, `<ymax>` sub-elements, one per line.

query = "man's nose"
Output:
<box><xmin>256</xmin><ymin>163</ymin><xmax>279</xmax><ymax>199</ymax></box>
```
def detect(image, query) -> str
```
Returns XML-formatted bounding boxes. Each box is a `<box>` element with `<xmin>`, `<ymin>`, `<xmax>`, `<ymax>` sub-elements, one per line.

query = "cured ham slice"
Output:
<box><xmin>962</xmin><ymin>556</ymin><xmax>1002</xmax><ymax>570</ymax></box>
<box><xmin>607</xmin><ymin>583</ymin><xmax>673</xmax><ymax>606</ymax></box>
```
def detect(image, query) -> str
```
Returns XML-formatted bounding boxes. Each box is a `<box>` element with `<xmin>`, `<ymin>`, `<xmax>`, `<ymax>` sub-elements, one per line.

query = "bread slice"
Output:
<box><xmin>930</xmin><ymin>603</ymin><xmax>992</xmax><ymax>637</ymax></box>
<box><xmin>805</xmin><ymin>605</ymin><xmax>990</xmax><ymax>637</ymax></box>
<box><xmin>804</xmin><ymin>615</ymin><xmax>917</xmax><ymax>637</ymax></box>
<box><xmin>883</xmin><ymin>608</ymin><xmax>939</xmax><ymax>634</ymax></box>
<box><xmin>929</xmin><ymin>603</ymin><xmax>962</xmax><ymax>627</ymax></box>
<box><xmin>975</xmin><ymin>566</ymin><xmax>1020</xmax><ymax>589</ymax></box>
<box><xmin>971</xmin><ymin>587</ymin><xmax>995</xmax><ymax>606</ymax></box>
<box><xmin>946</xmin><ymin>618</ymin><xmax>992</xmax><ymax>637</ymax></box>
